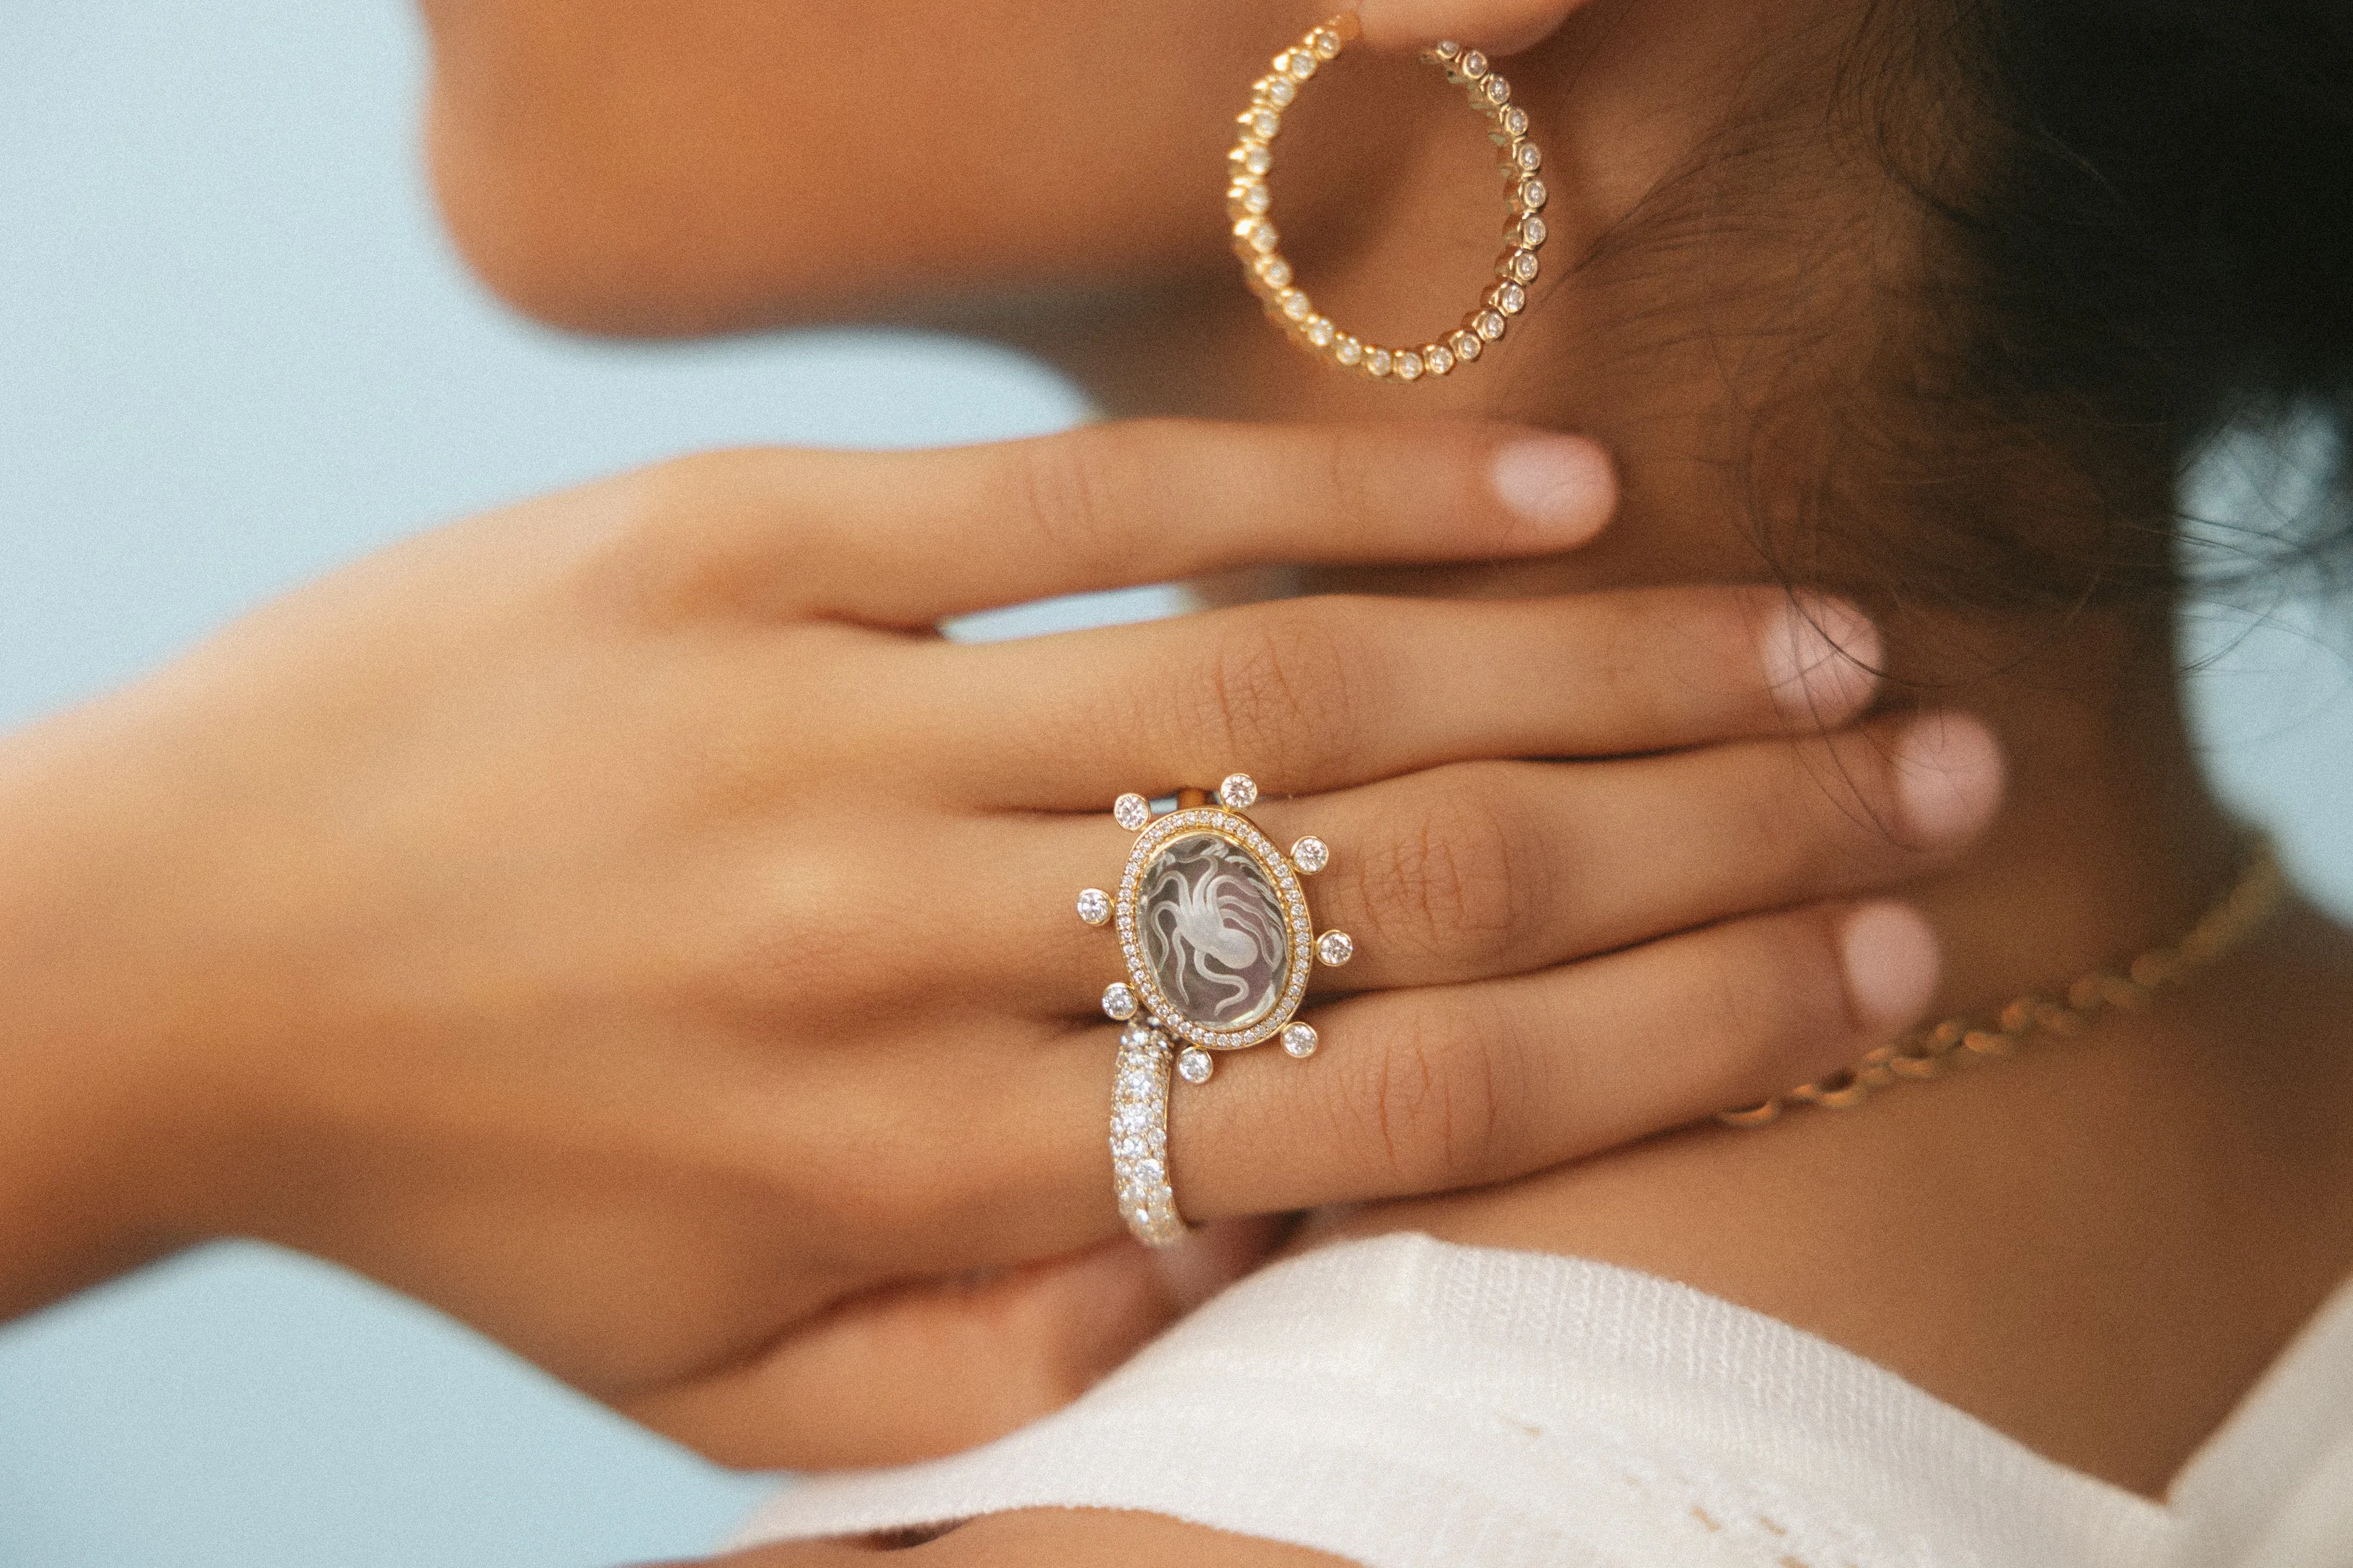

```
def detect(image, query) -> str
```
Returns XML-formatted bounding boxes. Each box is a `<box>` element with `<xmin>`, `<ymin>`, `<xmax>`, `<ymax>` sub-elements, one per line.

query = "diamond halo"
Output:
<box><xmin>1078</xmin><ymin>772</ymin><xmax>1349</xmax><ymax>1067</ymax></box>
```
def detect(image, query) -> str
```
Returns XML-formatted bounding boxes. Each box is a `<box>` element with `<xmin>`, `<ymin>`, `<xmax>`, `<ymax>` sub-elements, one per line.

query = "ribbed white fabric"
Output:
<box><xmin>733</xmin><ymin>1233</ymin><xmax>2353</xmax><ymax>1567</ymax></box>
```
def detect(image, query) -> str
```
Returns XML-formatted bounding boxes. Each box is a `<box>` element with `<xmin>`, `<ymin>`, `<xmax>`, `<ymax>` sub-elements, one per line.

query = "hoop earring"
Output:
<box><xmin>1226</xmin><ymin>17</ymin><xmax>1551</xmax><ymax>383</ymax></box>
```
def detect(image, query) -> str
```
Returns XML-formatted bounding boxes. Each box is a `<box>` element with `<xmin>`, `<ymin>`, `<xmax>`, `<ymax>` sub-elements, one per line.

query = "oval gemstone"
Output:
<box><xmin>1138</xmin><ymin>832</ymin><xmax>1293</xmax><ymax>1030</ymax></box>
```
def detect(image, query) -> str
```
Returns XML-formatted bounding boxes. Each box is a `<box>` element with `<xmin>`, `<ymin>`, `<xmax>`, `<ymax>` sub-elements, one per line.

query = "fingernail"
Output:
<box><xmin>1489</xmin><ymin>436</ymin><xmax>1616</xmax><ymax>543</ymax></box>
<box><xmin>1760</xmin><ymin>592</ymin><xmax>1880</xmax><ymax>725</ymax></box>
<box><xmin>1839</xmin><ymin>901</ymin><xmax>1941</xmax><ymax>1036</ymax></box>
<box><xmin>1892</xmin><ymin>712</ymin><xmax>2005</xmax><ymax>850</ymax></box>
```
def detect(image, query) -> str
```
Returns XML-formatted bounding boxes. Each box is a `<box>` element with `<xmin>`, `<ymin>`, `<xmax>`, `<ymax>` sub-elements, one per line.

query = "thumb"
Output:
<box><xmin>1355</xmin><ymin>0</ymin><xmax>1595</xmax><ymax>55</ymax></box>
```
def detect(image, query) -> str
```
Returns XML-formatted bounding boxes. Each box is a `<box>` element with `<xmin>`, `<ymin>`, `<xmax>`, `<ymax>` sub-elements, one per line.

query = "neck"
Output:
<box><xmin>923</xmin><ymin>9</ymin><xmax>2256</xmax><ymax>1027</ymax></box>
<box><xmin>941</xmin><ymin>322</ymin><xmax>2248</xmax><ymax>1044</ymax></box>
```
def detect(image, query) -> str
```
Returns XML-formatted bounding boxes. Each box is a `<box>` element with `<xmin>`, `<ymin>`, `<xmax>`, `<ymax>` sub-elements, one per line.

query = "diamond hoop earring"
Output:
<box><xmin>1227</xmin><ymin>17</ymin><xmax>1551</xmax><ymax>383</ymax></box>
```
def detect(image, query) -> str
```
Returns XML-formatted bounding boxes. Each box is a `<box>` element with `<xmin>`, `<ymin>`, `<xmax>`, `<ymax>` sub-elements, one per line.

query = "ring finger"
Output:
<box><xmin>1009</xmin><ymin>709</ymin><xmax>2000</xmax><ymax>1014</ymax></box>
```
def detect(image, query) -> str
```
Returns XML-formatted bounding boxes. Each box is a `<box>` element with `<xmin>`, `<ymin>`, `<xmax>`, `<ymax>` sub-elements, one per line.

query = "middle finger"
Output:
<box><xmin>1252</xmin><ymin>710</ymin><xmax>2005</xmax><ymax>991</ymax></box>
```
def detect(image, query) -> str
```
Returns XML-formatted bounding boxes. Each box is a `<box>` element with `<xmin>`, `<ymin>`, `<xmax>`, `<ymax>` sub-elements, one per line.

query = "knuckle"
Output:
<box><xmin>1775</xmin><ymin>732</ymin><xmax>1892</xmax><ymax>874</ymax></box>
<box><xmin>1341</xmin><ymin>999</ymin><xmax>1511</xmax><ymax>1191</ymax></box>
<box><xmin>1353</xmin><ymin>770</ymin><xmax>1549</xmax><ymax>968</ymax></box>
<box><xmin>1591</xmin><ymin>584</ymin><xmax>1778</xmax><ymax>740</ymax></box>
<box><xmin>705</xmin><ymin>864</ymin><xmax>871</xmax><ymax>1018</ymax></box>
<box><xmin>1739</xmin><ymin>753</ymin><xmax>1812</xmax><ymax>870</ymax></box>
<box><xmin>1177</xmin><ymin>602</ymin><xmax>1362</xmax><ymax>781</ymax></box>
<box><xmin>1698</xmin><ymin>741</ymin><xmax>1849</xmax><ymax>907</ymax></box>
<box><xmin>1000</xmin><ymin>424</ymin><xmax>1142</xmax><ymax>569</ymax></box>
<box><xmin>815</xmin><ymin>1157</ymin><xmax>950</xmax><ymax>1244</ymax></box>
<box><xmin>1318</xmin><ymin>425</ymin><xmax>1389</xmax><ymax>528</ymax></box>
<box><xmin>1579</xmin><ymin>597</ymin><xmax>1677</xmax><ymax>732</ymax></box>
<box><xmin>563</xmin><ymin>449</ymin><xmax>771</xmax><ymax>624</ymax></box>
<box><xmin>797</xmin><ymin>1096</ymin><xmax>978</xmax><ymax>1238</ymax></box>
<box><xmin>1702</xmin><ymin>913</ymin><xmax>1854</xmax><ymax>1091</ymax></box>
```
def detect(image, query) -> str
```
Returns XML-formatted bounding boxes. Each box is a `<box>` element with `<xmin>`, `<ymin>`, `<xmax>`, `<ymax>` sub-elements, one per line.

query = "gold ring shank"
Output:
<box><xmin>1110</xmin><ymin>1025</ymin><xmax>1187</xmax><ymax>1247</ymax></box>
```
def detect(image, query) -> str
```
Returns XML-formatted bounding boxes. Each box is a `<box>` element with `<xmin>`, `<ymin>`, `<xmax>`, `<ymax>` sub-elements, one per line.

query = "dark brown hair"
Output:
<box><xmin>1933</xmin><ymin>0</ymin><xmax>2353</xmax><ymax>604</ymax></box>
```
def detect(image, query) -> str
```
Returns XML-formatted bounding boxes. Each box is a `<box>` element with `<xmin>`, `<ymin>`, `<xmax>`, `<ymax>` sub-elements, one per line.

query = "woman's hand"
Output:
<box><xmin>0</xmin><ymin>419</ymin><xmax>1997</xmax><ymax>1471</ymax></box>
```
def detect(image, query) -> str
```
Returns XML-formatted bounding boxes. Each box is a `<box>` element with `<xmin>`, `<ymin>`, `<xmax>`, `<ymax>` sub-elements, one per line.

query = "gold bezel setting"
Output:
<box><xmin>1115</xmin><ymin>809</ymin><xmax>1313</xmax><ymax>1052</ymax></box>
<box><xmin>1078</xmin><ymin>774</ymin><xmax>1351</xmax><ymax>1079</ymax></box>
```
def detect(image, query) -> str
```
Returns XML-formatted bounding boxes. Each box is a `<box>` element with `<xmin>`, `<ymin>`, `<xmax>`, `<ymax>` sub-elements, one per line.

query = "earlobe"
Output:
<box><xmin>1353</xmin><ymin>0</ymin><xmax>1593</xmax><ymax>55</ymax></box>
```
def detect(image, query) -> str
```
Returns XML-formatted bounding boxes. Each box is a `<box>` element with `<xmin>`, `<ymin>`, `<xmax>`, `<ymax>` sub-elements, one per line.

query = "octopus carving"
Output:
<box><xmin>1139</xmin><ymin>833</ymin><xmax>1293</xmax><ymax>1028</ymax></box>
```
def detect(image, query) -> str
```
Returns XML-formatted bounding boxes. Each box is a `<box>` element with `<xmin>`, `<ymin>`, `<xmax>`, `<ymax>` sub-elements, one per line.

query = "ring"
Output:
<box><xmin>1078</xmin><ymin>772</ymin><xmax>1354</xmax><ymax>1246</ymax></box>
<box><xmin>1109</xmin><ymin>1024</ymin><xmax>1183</xmax><ymax>1245</ymax></box>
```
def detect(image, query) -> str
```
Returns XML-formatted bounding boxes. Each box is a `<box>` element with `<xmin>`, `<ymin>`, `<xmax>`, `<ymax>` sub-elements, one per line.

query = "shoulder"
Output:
<box><xmin>1330</xmin><ymin>907</ymin><xmax>2353</xmax><ymax>1495</ymax></box>
<box><xmin>704</xmin><ymin>1510</ymin><xmax>1348</xmax><ymax>1567</ymax></box>
<box><xmin>708</xmin><ymin>913</ymin><xmax>2353</xmax><ymax>1567</ymax></box>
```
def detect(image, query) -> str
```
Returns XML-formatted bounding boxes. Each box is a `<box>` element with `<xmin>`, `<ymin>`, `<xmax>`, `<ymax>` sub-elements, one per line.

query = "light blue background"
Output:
<box><xmin>1</xmin><ymin>4</ymin><xmax>2347</xmax><ymax>1566</ymax></box>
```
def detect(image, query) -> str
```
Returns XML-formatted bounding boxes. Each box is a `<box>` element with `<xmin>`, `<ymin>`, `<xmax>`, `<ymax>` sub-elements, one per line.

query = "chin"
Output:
<box><xmin>412</xmin><ymin>0</ymin><xmax>1261</xmax><ymax>343</ymax></box>
<box><xmin>424</xmin><ymin>100</ymin><xmax>791</xmax><ymax>339</ymax></box>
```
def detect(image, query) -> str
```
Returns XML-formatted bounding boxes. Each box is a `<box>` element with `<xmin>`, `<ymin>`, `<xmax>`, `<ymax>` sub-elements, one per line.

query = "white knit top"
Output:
<box><xmin>732</xmin><ymin>1233</ymin><xmax>2353</xmax><ymax>1567</ymax></box>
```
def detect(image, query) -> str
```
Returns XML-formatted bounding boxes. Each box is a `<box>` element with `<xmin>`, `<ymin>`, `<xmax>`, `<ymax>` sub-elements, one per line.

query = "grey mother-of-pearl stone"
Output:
<box><xmin>1138</xmin><ymin>831</ymin><xmax>1293</xmax><ymax>1031</ymax></box>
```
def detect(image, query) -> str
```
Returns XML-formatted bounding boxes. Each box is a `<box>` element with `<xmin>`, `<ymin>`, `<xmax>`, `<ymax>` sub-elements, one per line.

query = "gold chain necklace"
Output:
<box><xmin>1720</xmin><ymin>835</ymin><xmax>2289</xmax><ymax>1126</ymax></box>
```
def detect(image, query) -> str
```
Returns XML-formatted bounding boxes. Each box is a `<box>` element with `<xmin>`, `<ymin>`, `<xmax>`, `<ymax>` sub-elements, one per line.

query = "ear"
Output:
<box><xmin>1354</xmin><ymin>0</ymin><xmax>1595</xmax><ymax>54</ymax></box>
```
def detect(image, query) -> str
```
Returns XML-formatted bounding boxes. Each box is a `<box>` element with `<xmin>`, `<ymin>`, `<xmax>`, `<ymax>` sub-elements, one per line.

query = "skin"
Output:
<box><xmin>417</xmin><ymin>0</ymin><xmax>2353</xmax><ymax>1554</ymax></box>
<box><xmin>7</xmin><ymin>0</ymin><xmax>2347</xmax><ymax>1560</ymax></box>
<box><xmin>0</xmin><ymin>425</ymin><xmax>1977</xmax><ymax>1469</ymax></box>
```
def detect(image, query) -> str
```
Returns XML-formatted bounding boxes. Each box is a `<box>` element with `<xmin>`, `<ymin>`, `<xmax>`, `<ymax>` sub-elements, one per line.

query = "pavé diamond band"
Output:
<box><xmin>1078</xmin><ymin>774</ymin><xmax>1353</xmax><ymax>1247</ymax></box>
<box><xmin>1109</xmin><ymin>1024</ymin><xmax>1184</xmax><ymax>1246</ymax></box>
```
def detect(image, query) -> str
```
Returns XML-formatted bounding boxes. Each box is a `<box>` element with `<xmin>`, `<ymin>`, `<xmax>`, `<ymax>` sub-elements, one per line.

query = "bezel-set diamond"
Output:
<box><xmin>1228</xmin><ymin>14</ymin><xmax>1552</xmax><ymax>384</ymax></box>
<box><xmin>1077</xmin><ymin>887</ymin><xmax>1111</xmax><ymax>925</ymax></box>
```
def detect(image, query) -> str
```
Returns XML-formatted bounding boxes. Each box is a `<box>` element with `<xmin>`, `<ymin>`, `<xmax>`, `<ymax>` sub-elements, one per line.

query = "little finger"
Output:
<box><xmin>1167</xmin><ymin>900</ymin><xmax>1940</xmax><ymax>1216</ymax></box>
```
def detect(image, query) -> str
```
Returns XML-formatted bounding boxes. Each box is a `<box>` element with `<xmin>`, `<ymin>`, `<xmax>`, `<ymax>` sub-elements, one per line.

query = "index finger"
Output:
<box><xmin>703</xmin><ymin>419</ymin><xmax>1615</xmax><ymax>625</ymax></box>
